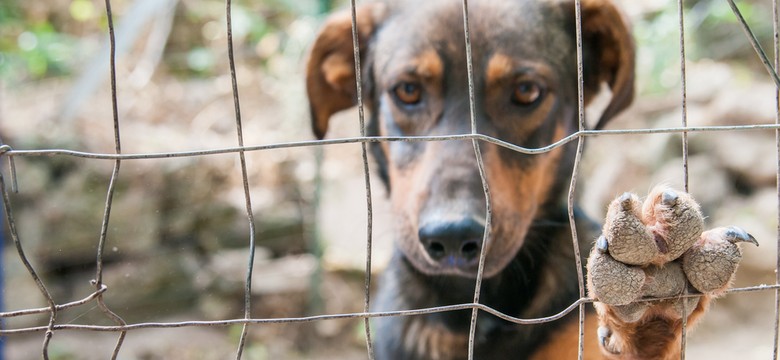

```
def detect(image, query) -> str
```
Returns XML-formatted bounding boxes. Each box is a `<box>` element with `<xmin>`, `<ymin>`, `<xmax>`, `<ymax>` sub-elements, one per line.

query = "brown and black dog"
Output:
<box><xmin>305</xmin><ymin>0</ymin><xmax>753</xmax><ymax>359</ymax></box>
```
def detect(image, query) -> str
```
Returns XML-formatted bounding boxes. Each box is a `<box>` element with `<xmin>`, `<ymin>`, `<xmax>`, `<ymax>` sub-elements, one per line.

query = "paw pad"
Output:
<box><xmin>683</xmin><ymin>226</ymin><xmax>758</xmax><ymax>293</ymax></box>
<box><xmin>588</xmin><ymin>248</ymin><xmax>645</xmax><ymax>305</ymax></box>
<box><xmin>603</xmin><ymin>192</ymin><xmax>657</xmax><ymax>265</ymax></box>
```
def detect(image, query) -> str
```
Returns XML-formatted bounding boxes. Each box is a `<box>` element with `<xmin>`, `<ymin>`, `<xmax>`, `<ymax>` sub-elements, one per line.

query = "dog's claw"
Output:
<box><xmin>596</xmin><ymin>235</ymin><xmax>609</xmax><ymax>254</ymax></box>
<box><xmin>619</xmin><ymin>192</ymin><xmax>633</xmax><ymax>209</ymax></box>
<box><xmin>597</xmin><ymin>325</ymin><xmax>610</xmax><ymax>346</ymax></box>
<box><xmin>725</xmin><ymin>226</ymin><xmax>759</xmax><ymax>247</ymax></box>
<box><xmin>597</xmin><ymin>326</ymin><xmax>619</xmax><ymax>354</ymax></box>
<box><xmin>661</xmin><ymin>190</ymin><xmax>678</xmax><ymax>206</ymax></box>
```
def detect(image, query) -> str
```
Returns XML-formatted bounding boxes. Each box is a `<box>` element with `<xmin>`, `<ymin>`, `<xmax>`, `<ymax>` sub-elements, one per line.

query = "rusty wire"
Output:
<box><xmin>568</xmin><ymin>0</ymin><xmax>588</xmax><ymax>358</ymax></box>
<box><xmin>459</xmin><ymin>0</ymin><xmax>496</xmax><ymax>358</ymax></box>
<box><xmin>3</xmin><ymin>123</ymin><xmax>780</xmax><ymax>161</ymax></box>
<box><xmin>347</xmin><ymin>0</ymin><xmax>376</xmax><ymax>357</ymax></box>
<box><xmin>677</xmin><ymin>0</ymin><xmax>690</xmax><ymax>357</ymax></box>
<box><xmin>90</xmin><ymin>2</ymin><xmax>129</xmax><ymax>359</ymax></box>
<box><xmin>224</xmin><ymin>0</ymin><xmax>259</xmax><ymax>358</ymax></box>
<box><xmin>0</xmin><ymin>284</ymin><xmax>777</xmax><ymax>336</ymax></box>
<box><xmin>2</xmin><ymin>0</ymin><xmax>780</xmax><ymax>358</ymax></box>
<box><xmin>774</xmin><ymin>0</ymin><xmax>780</xmax><ymax>357</ymax></box>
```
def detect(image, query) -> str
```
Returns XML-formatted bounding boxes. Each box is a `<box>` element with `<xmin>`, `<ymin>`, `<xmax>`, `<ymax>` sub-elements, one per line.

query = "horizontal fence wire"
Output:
<box><xmin>3</xmin><ymin>123</ymin><xmax>780</xmax><ymax>160</ymax></box>
<box><xmin>0</xmin><ymin>284</ymin><xmax>778</xmax><ymax>335</ymax></box>
<box><xmin>1</xmin><ymin>0</ymin><xmax>780</xmax><ymax>358</ymax></box>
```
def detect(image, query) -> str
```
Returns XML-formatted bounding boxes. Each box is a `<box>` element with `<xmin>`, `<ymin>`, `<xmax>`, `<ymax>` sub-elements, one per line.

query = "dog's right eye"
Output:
<box><xmin>392</xmin><ymin>82</ymin><xmax>423</xmax><ymax>105</ymax></box>
<box><xmin>512</xmin><ymin>81</ymin><xmax>543</xmax><ymax>106</ymax></box>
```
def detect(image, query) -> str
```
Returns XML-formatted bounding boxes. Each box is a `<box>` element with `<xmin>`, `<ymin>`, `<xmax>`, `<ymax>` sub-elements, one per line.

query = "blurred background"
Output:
<box><xmin>1</xmin><ymin>0</ymin><xmax>779</xmax><ymax>358</ymax></box>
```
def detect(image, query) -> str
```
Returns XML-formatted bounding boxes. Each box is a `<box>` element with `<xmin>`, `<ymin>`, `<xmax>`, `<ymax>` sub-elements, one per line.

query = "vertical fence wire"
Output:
<box><xmin>93</xmin><ymin>1</ymin><xmax>128</xmax><ymax>358</ymax></box>
<box><xmin>567</xmin><ymin>1</ymin><xmax>588</xmax><ymax>358</ymax></box>
<box><xmin>347</xmin><ymin>0</ymin><xmax>376</xmax><ymax>357</ymax></box>
<box><xmin>459</xmin><ymin>1</ymin><xmax>496</xmax><ymax>358</ymax></box>
<box><xmin>224</xmin><ymin>0</ymin><xmax>260</xmax><ymax>358</ymax></box>
<box><xmin>676</xmin><ymin>0</ymin><xmax>690</xmax><ymax>358</ymax></box>
<box><xmin>774</xmin><ymin>0</ymin><xmax>780</xmax><ymax>358</ymax></box>
<box><xmin>0</xmin><ymin>173</ymin><xmax>57</xmax><ymax>359</ymax></box>
<box><xmin>677</xmin><ymin>0</ymin><xmax>690</xmax><ymax>195</ymax></box>
<box><xmin>722</xmin><ymin>1</ymin><xmax>780</xmax><ymax>357</ymax></box>
<box><xmin>726</xmin><ymin>0</ymin><xmax>780</xmax><ymax>88</ymax></box>
<box><xmin>6</xmin><ymin>154</ymin><xmax>16</xmax><ymax>195</ymax></box>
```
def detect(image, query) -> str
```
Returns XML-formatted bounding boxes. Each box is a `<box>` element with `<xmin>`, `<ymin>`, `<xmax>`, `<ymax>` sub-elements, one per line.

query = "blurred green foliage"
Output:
<box><xmin>0</xmin><ymin>0</ymin><xmax>773</xmax><ymax>91</ymax></box>
<box><xmin>0</xmin><ymin>0</ymin><xmax>85</xmax><ymax>83</ymax></box>
<box><xmin>635</xmin><ymin>0</ymin><xmax>775</xmax><ymax>94</ymax></box>
<box><xmin>0</xmin><ymin>0</ymin><xmax>344</xmax><ymax>84</ymax></box>
<box><xmin>0</xmin><ymin>0</ymin><xmax>120</xmax><ymax>85</ymax></box>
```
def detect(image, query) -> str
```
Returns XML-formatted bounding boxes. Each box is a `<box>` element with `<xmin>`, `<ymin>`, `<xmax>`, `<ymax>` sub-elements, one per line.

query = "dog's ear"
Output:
<box><xmin>306</xmin><ymin>4</ymin><xmax>386</xmax><ymax>139</ymax></box>
<box><xmin>577</xmin><ymin>0</ymin><xmax>636</xmax><ymax>130</ymax></box>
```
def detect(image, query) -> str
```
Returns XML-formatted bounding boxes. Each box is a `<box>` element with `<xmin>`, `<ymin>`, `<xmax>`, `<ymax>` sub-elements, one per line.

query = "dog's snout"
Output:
<box><xmin>418</xmin><ymin>218</ymin><xmax>485</xmax><ymax>268</ymax></box>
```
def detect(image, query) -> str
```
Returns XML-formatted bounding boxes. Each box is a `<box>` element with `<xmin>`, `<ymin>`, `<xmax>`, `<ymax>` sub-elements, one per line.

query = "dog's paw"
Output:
<box><xmin>586</xmin><ymin>186</ymin><xmax>757</xmax><ymax>356</ymax></box>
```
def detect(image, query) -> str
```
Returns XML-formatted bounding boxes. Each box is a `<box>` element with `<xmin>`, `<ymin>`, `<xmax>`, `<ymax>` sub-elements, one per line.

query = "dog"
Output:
<box><xmin>305</xmin><ymin>0</ymin><xmax>753</xmax><ymax>358</ymax></box>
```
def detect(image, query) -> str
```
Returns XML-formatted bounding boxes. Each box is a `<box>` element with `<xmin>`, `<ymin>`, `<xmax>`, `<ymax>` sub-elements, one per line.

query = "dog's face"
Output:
<box><xmin>307</xmin><ymin>0</ymin><xmax>634</xmax><ymax>278</ymax></box>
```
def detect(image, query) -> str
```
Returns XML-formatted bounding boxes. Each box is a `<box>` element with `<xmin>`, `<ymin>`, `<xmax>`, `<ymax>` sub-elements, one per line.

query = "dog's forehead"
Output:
<box><xmin>373</xmin><ymin>0</ymin><xmax>573</xmax><ymax>75</ymax></box>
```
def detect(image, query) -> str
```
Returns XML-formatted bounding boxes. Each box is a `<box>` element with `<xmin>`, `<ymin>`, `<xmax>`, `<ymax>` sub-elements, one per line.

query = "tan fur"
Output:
<box><xmin>485</xmin><ymin>53</ymin><xmax>514</xmax><ymax>87</ymax></box>
<box><xmin>531</xmin><ymin>314</ymin><xmax>603</xmax><ymax>360</ymax></box>
<box><xmin>594</xmin><ymin>297</ymin><xmax>710</xmax><ymax>359</ymax></box>
<box><xmin>406</xmin><ymin>49</ymin><xmax>444</xmax><ymax>80</ymax></box>
<box><xmin>305</xmin><ymin>3</ymin><xmax>386</xmax><ymax>139</ymax></box>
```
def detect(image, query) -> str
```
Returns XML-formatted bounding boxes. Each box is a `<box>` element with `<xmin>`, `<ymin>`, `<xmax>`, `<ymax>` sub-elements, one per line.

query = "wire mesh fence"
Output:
<box><xmin>1</xmin><ymin>0</ymin><xmax>780</xmax><ymax>359</ymax></box>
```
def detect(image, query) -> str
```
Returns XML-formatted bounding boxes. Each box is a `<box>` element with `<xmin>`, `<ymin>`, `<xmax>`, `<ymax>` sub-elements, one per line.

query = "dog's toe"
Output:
<box><xmin>643</xmin><ymin>186</ymin><xmax>704</xmax><ymax>263</ymax></box>
<box><xmin>588</xmin><ymin>249</ymin><xmax>645</xmax><ymax>306</ymax></box>
<box><xmin>682</xmin><ymin>226</ymin><xmax>758</xmax><ymax>294</ymax></box>
<box><xmin>603</xmin><ymin>192</ymin><xmax>657</xmax><ymax>265</ymax></box>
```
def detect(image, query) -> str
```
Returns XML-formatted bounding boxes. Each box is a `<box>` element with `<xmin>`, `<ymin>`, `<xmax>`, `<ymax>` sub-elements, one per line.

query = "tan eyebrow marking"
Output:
<box><xmin>486</xmin><ymin>53</ymin><xmax>514</xmax><ymax>87</ymax></box>
<box><xmin>414</xmin><ymin>49</ymin><xmax>443</xmax><ymax>79</ymax></box>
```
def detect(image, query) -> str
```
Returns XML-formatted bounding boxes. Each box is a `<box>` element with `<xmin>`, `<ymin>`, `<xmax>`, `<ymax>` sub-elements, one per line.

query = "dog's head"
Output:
<box><xmin>306</xmin><ymin>0</ymin><xmax>634</xmax><ymax>278</ymax></box>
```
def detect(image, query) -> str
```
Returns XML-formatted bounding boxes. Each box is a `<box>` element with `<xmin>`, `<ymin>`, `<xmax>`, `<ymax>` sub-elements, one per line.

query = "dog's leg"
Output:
<box><xmin>586</xmin><ymin>186</ymin><xmax>757</xmax><ymax>359</ymax></box>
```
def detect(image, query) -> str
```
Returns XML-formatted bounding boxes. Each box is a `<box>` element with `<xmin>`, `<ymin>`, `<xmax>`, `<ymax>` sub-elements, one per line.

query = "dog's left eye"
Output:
<box><xmin>392</xmin><ymin>82</ymin><xmax>423</xmax><ymax>105</ymax></box>
<box><xmin>512</xmin><ymin>81</ymin><xmax>543</xmax><ymax>106</ymax></box>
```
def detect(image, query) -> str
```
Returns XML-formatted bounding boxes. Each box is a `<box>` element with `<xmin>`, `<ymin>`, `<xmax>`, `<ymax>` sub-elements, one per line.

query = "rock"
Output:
<box><xmin>200</xmin><ymin>248</ymin><xmax>317</xmax><ymax>295</ymax></box>
<box><xmin>709</xmin><ymin>82</ymin><xmax>777</xmax><ymax>126</ymax></box>
<box><xmin>650</xmin><ymin>155</ymin><xmax>731</xmax><ymax>213</ymax></box>
<box><xmin>712</xmin><ymin>189</ymin><xmax>777</xmax><ymax>273</ymax></box>
<box><xmin>251</xmin><ymin>254</ymin><xmax>317</xmax><ymax>295</ymax></box>
<box><xmin>698</xmin><ymin>131</ymin><xmax>776</xmax><ymax>189</ymax></box>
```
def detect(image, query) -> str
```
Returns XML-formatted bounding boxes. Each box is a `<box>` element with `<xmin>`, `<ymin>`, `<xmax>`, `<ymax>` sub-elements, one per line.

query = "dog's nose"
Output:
<box><xmin>418</xmin><ymin>218</ymin><xmax>485</xmax><ymax>268</ymax></box>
